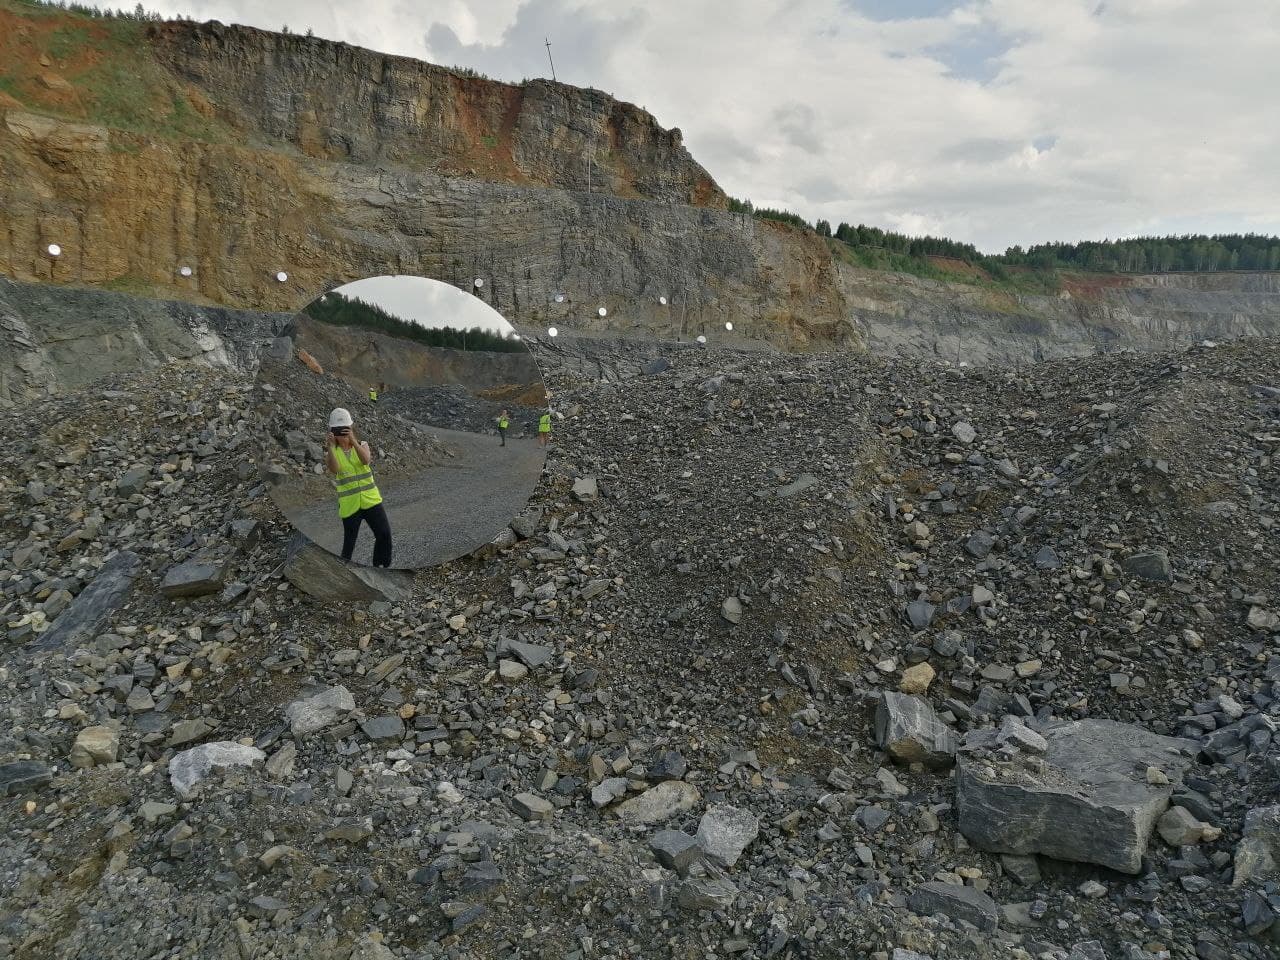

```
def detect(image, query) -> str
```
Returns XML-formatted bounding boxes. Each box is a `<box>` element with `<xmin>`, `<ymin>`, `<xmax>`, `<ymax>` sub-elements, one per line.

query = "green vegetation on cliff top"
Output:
<box><xmin>303</xmin><ymin>291</ymin><xmax>526</xmax><ymax>354</ymax></box>
<box><xmin>0</xmin><ymin>0</ymin><xmax>228</xmax><ymax>143</ymax></box>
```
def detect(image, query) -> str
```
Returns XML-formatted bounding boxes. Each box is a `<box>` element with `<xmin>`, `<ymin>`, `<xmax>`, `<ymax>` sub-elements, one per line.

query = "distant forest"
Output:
<box><xmin>303</xmin><ymin>291</ymin><xmax>524</xmax><ymax>353</ymax></box>
<box><xmin>727</xmin><ymin>197</ymin><xmax>1280</xmax><ymax>277</ymax></box>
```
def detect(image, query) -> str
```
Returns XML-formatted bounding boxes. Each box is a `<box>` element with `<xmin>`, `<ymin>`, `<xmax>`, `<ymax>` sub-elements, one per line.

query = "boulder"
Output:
<box><xmin>496</xmin><ymin>636</ymin><xmax>554</xmax><ymax>668</ymax></box>
<box><xmin>1122</xmin><ymin>551</ymin><xmax>1173</xmax><ymax>583</ymax></box>
<box><xmin>1234</xmin><ymin>805</ymin><xmax>1280</xmax><ymax>887</ymax></box>
<box><xmin>616</xmin><ymin>781</ymin><xmax>701</xmax><ymax>826</ymax></box>
<box><xmin>282</xmin><ymin>533</ymin><xmax>413</xmax><ymax>602</ymax></box>
<box><xmin>30</xmin><ymin>550</ymin><xmax>140</xmax><ymax>653</ymax></box>
<box><xmin>908</xmin><ymin>880</ymin><xmax>999</xmax><ymax>932</ymax></box>
<box><xmin>956</xmin><ymin>718</ymin><xmax>1196</xmax><ymax>873</ymax></box>
<box><xmin>651</xmin><ymin>830</ymin><xmax>701</xmax><ymax>873</ymax></box>
<box><xmin>677</xmin><ymin>876</ymin><xmax>737</xmax><ymax>911</ymax></box>
<box><xmin>512</xmin><ymin>792</ymin><xmax>554</xmax><ymax>822</ymax></box>
<box><xmin>899</xmin><ymin>662</ymin><xmax>935</xmax><ymax>694</ymax></box>
<box><xmin>696</xmin><ymin>805</ymin><xmax>759</xmax><ymax>867</ymax></box>
<box><xmin>159</xmin><ymin>559</ymin><xmax>226</xmax><ymax>598</ymax></box>
<box><xmin>284</xmin><ymin>685</ymin><xmax>356</xmax><ymax>736</ymax></box>
<box><xmin>267</xmin><ymin>336</ymin><xmax>293</xmax><ymax>362</ymax></box>
<box><xmin>874</xmin><ymin>693</ymin><xmax>957</xmax><ymax>769</ymax></box>
<box><xmin>69</xmin><ymin>725</ymin><xmax>119</xmax><ymax>768</ymax></box>
<box><xmin>169</xmin><ymin>741</ymin><xmax>265</xmax><ymax>799</ymax></box>
<box><xmin>571</xmin><ymin>476</ymin><xmax>598</xmax><ymax>501</ymax></box>
<box><xmin>0</xmin><ymin>760</ymin><xmax>53</xmax><ymax>796</ymax></box>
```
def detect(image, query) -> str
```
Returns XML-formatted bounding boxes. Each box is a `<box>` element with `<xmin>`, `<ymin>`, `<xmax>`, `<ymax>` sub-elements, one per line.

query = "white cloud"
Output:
<box><xmin>141</xmin><ymin>0</ymin><xmax>1280</xmax><ymax>252</ymax></box>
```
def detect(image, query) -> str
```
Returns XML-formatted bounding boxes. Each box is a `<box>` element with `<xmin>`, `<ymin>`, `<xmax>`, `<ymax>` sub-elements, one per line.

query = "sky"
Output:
<box><xmin>142</xmin><ymin>0</ymin><xmax>1280</xmax><ymax>253</ymax></box>
<box><xmin>326</xmin><ymin>276</ymin><xmax>516</xmax><ymax>334</ymax></box>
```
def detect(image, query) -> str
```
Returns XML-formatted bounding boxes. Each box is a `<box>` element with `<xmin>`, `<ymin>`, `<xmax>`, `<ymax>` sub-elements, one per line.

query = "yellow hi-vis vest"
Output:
<box><xmin>538</xmin><ymin>413</ymin><xmax>551</xmax><ymax>433</ymax></box>
<box><xmin>332</xmin><ymin>444</ymin><xmax>382</xmax><ymax>519</ymax></box>
<box><xmin>369</xmin><ymin>389</ymin><xmax>378</xmax><ymax>402</ymax></box>
<box><xmin>499</xmin><ymin>415</ymin><xmax>509</xmax><ymax>429</ymax></box>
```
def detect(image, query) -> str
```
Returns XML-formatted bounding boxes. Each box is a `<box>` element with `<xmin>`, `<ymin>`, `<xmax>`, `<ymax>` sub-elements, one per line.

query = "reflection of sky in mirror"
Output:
<box><xmin>332</xmin><ymin>276</ymin><xmax>513</xmax><ymax>335</ymax></box>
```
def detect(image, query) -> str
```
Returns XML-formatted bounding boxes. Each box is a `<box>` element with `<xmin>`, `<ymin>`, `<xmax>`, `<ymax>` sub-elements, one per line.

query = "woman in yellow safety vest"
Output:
<box><xmin>538</xmin><ymin>411</ymin><xmax>551</xmax><ymax>446</ymax></box>
<box><xmin>498</xmin><ymin>409</ymin><xmax>509</xmax><ymax>447</ymax></box>
<box><xmin>323</xmin><ymin>407</ymin><xmax>393</xmax><ymax>567</ymax></box>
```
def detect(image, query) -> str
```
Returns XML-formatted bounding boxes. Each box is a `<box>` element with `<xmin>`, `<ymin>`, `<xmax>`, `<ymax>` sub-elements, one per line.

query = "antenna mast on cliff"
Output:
<box><xmin>545</xmin><ymin>38</ymin><xmax>557</xmax><ymax>82</ymax></box>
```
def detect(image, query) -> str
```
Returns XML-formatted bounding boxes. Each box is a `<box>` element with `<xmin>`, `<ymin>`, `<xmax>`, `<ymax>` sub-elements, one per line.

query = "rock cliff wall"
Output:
<box><xmin>0</xmin><ymin>277</ymin><xmax>282</xmax><ymax>407</ymax></box>
<box><xmin>0</xmin><ymin>2</ymin><xmax>1276</xmax><ymax>388</ymax></box>
<box><xmin>843</xmin><ymin>266</ymin><xmax>1280</xmax><ymax>364</ymax></box>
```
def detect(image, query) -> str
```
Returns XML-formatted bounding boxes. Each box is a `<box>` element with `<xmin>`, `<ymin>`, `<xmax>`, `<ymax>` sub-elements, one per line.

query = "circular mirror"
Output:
<box><xmin>179</xmin><ymin>266</ymin><xmax>193</xmax><ymax>277</ymax></box>
<box><xmin>473</xmin><ymin>278</ymin><xmax>484</xmax><ymax>288</ymax></box>
<box><xmin>725</xmin><ymin>321</ymin><xmax>734</xmax><ymax>331</ymax></box>
<box><xmin>696</xmin><ymin>335</ymin><xmax>707</xmax><ymax>344</ymax></box>
<box><xmin>276</xmin><ymin>271</ymin><xmax>288</xmax><ymax>282</ymax></box>
<box><xmin>47</xmin><ymin>243</ymin><xmax>61</xmax><ymax>257</ymax></box>
<box><xmin>554</xmin><ymin>294</ymin><xmax>565</xmax><ymax>304</ymax></box>
<box><xmin>658</xmin><ymin>296</ymin><xmax>668</xmax><ymax>306</ymax></box>
<box><xmin>547</xmin><ymin>326</ymin><xmax>559</xmax><ymax>337</ymax></box>
<box><xmin>255</xmin><ymin>276</ymin><xmax>550</xmax><ymax>569</ymax></box>
<box><xmin>597</xmin><ymin>307</ymin><xmax>607</xmax><ymax>317</ymax></box>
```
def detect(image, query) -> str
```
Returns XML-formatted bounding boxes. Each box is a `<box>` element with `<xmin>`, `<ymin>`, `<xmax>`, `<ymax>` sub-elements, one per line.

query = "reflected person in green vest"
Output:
<box><xmin>497</xmin><ymin>409</ymin><xmax>509</xmax><ymax>447</ymax></box>
<box><xmin>538</xmin><ymin>410</ymin><xmax>551</xmax><ymax>447</ymax></box>
<box><xmin>324</xmin><ymin>407</ymin><xmax>393</xmax><ymax>567</ymax></box>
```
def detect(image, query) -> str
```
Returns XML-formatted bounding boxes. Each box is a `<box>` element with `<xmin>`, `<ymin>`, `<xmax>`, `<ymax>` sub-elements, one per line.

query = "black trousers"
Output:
<box><xmin>498</xmin><ymin>426</ymin><xmax>507</xmax><ymax>446</ymax></box>
<box><xmin>341</xmin><ymin>502</ymin><xmax>393</xmax><ymax>567</ymax></box>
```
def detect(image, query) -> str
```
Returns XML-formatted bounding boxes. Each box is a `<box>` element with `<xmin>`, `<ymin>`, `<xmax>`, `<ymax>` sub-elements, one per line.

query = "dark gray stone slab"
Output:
<box><xmin>496</xmin><ymin>636</ymin><xmax>554</xmax><ymax>668</ymax></box>
<box><xmin>1122</xmin><ymin>551</ymin><xmax>1172</xmax><ymax>583</ymax></box>
<box><xmin>282</xmin><ymin>533</ymin><xmax>414</xmax><ymax>603</ymax></box>
<box><xmin>159</xmin><ymin>560</ymin><xmax>226</xmax><ymax>598</ymax></box>
<box><xmin>30</xmin><ymin>550</ymin><xmax>140</xmax><ymax>653</ymax></box>
<box><xmin>956</xmin><ymin>718</ymin><xmax>1197</xmax><ymax>873</ymax></box>
<box><xmin>874</xmin><ymin>692</ymin><xmax>957</xmax><ymax>769</ymax></box>
<box><xmin>908</xmin><ymin>880</ymin><xmax>999</xmax><ymax>932</ymax></box>
<box><xmin>0</xmin><ymin>760</ymin><xmax>53</xmax><ymax>796</ymax></box>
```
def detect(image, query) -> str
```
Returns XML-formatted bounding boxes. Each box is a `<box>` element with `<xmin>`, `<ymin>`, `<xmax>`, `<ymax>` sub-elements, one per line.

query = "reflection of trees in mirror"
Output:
<box><xmin>303</xmin><ymin>291</ymin><xmax>525</xmax><ymax>353</ymax></box>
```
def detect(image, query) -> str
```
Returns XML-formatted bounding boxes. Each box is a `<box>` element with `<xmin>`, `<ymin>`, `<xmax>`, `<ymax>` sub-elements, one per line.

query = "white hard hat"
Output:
<box><xmin>328</xmin><ymin>407</ymin><xmax>353</xmax><ymax>428</ymax></box>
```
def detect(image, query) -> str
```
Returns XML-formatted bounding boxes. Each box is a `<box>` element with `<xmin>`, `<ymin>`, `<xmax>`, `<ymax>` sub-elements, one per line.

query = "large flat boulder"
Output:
<box><xmin>282</xmin><ymin>533</ymin><xmax>414</xmax><ymax>602</ymax></box>
<box><xmin>29</xmin><ymin>550</ymin><xmax>140</xmax><ymax>653</ymax></box>
<box><xmin>956</xmin><ymin>718</ymin><xmax>1197</xmax><ymax>873</ymax></box>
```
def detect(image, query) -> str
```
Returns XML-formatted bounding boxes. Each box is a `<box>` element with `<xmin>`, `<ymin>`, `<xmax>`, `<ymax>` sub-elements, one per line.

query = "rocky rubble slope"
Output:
<box><xmin>1</xmin><ymin>338</ymin><xmax>1278</xmax><ymax>960</ymax></box>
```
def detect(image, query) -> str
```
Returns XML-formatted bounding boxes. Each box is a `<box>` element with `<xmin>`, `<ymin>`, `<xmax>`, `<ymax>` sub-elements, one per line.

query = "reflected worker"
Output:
<box><xmin>497</xmin><ymin>409</ymin><xmax>509</xmax><ymax>446</ymax></box>
<box><xmin>538</xmin><ymin>410</ymin><xmax>551</xmax><ymax>446</ymax></box>
<box><xmin>324</xmin><ymin>407</ymin><xmax>393</xmax><ymax>567</ymax></box>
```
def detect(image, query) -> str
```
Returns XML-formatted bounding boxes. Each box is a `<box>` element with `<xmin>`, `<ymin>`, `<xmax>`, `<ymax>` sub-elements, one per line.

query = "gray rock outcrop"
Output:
<box><xmin>956</xmin><ymin>718</ymin><xmax>1197</xmax><ymax>873</ymax></box>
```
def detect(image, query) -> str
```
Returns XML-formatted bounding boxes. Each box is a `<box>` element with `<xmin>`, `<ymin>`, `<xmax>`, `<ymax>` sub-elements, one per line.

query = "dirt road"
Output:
<box><xmin>286</xmin><ymin>425</ymin><xmax>545</xmax><ymax>568</ymax></box>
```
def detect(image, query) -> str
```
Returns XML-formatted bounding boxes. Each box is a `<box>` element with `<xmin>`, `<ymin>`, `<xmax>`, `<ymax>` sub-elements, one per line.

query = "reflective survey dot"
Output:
<box><xmin>47</xmin><ymin>243</ymin><xmax>61</xmax><ymax>257</ymax></box>
<box><xmin>597</xmin><ymin>307</ymin><xmax>607</xmax><ymax>317</ymax></box>
<box><xmin>725</xmin><ymin>321</ymin><xmax>734</xmax><ymax>331</ymax></box>
<box><xmin>276</xmin><ymin>271</ymin><xmax>288</xmax><ymax>282</ymax></box>
<box><xmin>179</xmin><ymin>266</ymin><xmax>193</xmax><ymax>277</ymax></box>
<box><xmin>547</xmin><ymin>326</ymin><xmax>559</xmax><ymax>337</ymax></box>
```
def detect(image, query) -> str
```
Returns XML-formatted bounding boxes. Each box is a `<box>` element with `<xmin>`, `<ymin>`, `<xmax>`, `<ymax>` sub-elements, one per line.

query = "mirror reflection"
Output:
<box><xmin>255</xmin><ymin>276</ymin><xmax>549</xmax><ymax>569</ymax></box>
